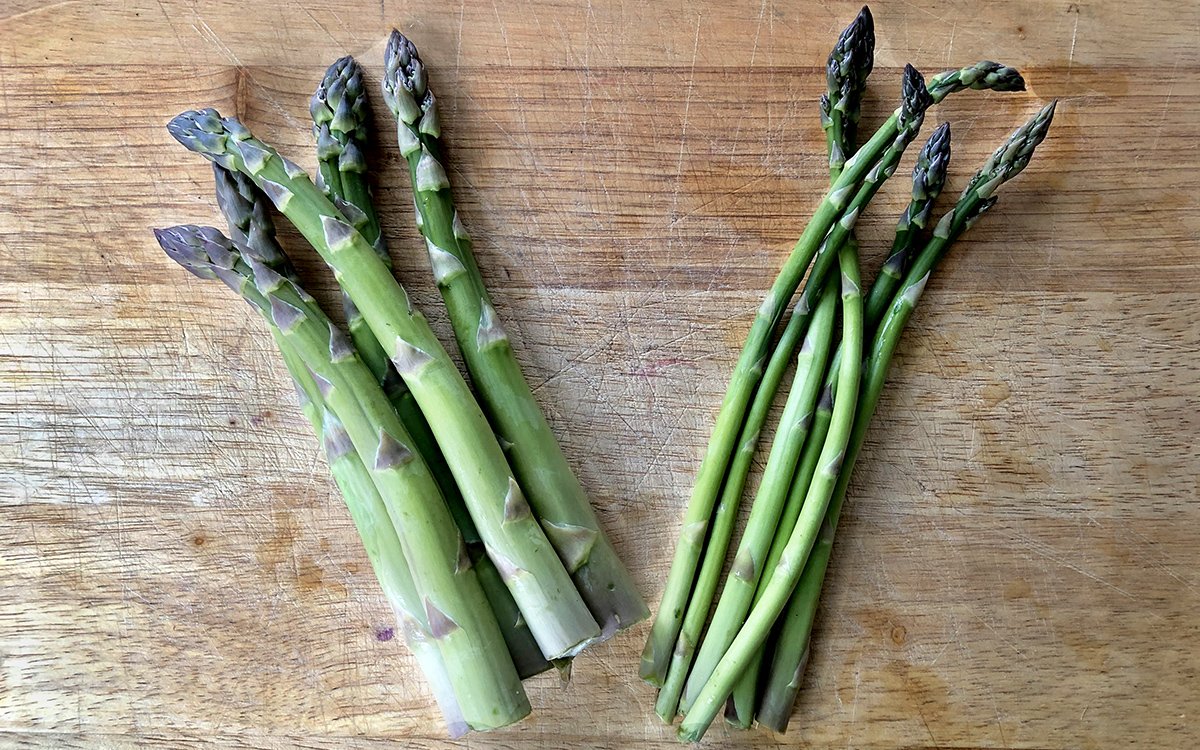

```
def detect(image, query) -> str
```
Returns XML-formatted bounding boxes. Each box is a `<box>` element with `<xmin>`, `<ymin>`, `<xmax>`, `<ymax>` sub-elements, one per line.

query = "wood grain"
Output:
<box><xmin>1</xmin><ymin>1</ymin><xmax>1197</xmax><ymax>748</ymax></box>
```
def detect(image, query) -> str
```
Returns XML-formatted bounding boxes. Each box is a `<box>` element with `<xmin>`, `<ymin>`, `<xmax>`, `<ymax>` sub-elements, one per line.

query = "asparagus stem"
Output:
<box><xmin>641</xmin><ymin>59</ymin><xmax>1023</xmax><ymax>685</ymax></box>
<box><xmin>280</xmin><ymin>341</ymin><xmax>469</xmax><ymax>737</ymax></box>
<box><xmin>756</xmin><ymin>102</ymin><xmax>1057</xmax><ymax>731</ymax></box>
<box><xmin>155</xmin><ymin>225</ymin><xmax>531</xmax><ymax>730</ymax></box>
<box><xmin>862</xmin><ymin>122</ymin><xmax>952</xmax><ymax>332</ymax></box>
<box><xmin>383</xmin><ymin>31</ymin><xmax>647</xmax><ymax>635</ymax></box>
<box><xmin>213</xmin><ymin>162</ymin><xmax>551</xmax><ymax>680</ymax></box>
<box><xmin>168</xmin><ymin>110</ymin><xmax>600</xmax><ymax>659</ymax></box>
<box><xmin>677</xmin><ymin>275</ymin><xmax>839</xmax><ymax>715</ymax></box>
<box><xmin>678</xmin><ymin>231</ymin><xmax>865</xmax><ymax>743</ymax></box>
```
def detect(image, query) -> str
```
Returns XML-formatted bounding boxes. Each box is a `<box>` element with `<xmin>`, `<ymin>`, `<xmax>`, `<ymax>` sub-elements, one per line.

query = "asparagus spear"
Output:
<box><xmin>168</xmin><ymin>110</ymin><xmax>600</xmax><ymax>659</ymax></box>
<box><xmin>640</xmin><ymin>59</ymin><xmax>1024</xmax><ymax>685</ymax></box>
<box><xmin>668</xmin><ymin>67</ymin><xmax>929</xmax><ymax>717</ymax></box>
<box><xmin>309</xmin><ymin>56</ymin><xmax>401</xmax><ymax>398</ymax></box>
<box><xmin>288</xmin><ymin>341</ymin><xmax>469</xmax><ymax>737</ymax></box>
<box><xmin>382</xmin><ymin>31</ymin><xmax>648</xmax><ymax>635</ymax></box>
<box><xmin>757</xmin><ymin>102</ymin><xmax>1057</xmax><ymax>731</ymax></box>
<box><xmin>720</xmin><ymin>121</ymin><xmax>954</xmax><ymax>725</ymax></box>
<box><xmin>212</xmin><ymin>163</ymin><xmax>552</xmax><ymax>680</ymax></box>
<box><xmin>155</xmin><ymin>225</ymin><xmax>531</xmax><ymax>730</ymax></box>
<box><xmin>719</xmin><ymin>15</ymin><xmax>875</xmax><ymax>725</ymax></box>
<box><xmin>678</xmin><ymin>226</ymin><xmax>865</xmax><ymax>743</ymax></box>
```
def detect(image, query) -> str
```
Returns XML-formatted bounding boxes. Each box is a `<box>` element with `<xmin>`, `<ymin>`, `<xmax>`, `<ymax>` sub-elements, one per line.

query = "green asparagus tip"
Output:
<box><xmin>912</xmin><ymin>121</ymin><xmax>951</xmax><ymax>204</ymax></box>
<box><xmin>827</xmin><ymin>5</ymin><xmax>875</xmax><ymax>101</ymax></box>
<box><xmin>211</xmin><ymin>164</ymin><xmax>291</xmax><ymax>272</ymax></box>
<box><xmin>310</xmin><ymin>55</ymin><xmax>369</xmax><ymax>144</ymax></box>
<box><xmin>154</xmin><ymin>225</ymin><xmax>241</xmax><ymax>289</ymax></box>
<box><xmin>383</xmin><ymin>29</ymin><xmax>431</xmax><ymax>123</ymax></box>
<box><xmin>899</xmin><ymin>64</ymin><xmax>933</xmax><ymax>129</ymax></box>
<box><xmin>927</xmin><ymin>60</ymin><xmax>1026</xmax><ymax>103</ymax></box>
<box><xmin>967</xmin><ymin>99</ymin><xmax>1057</xmax><ymax>199</ymax></box>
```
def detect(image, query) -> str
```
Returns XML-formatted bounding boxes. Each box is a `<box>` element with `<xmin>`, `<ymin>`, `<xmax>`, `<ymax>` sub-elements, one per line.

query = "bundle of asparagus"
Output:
<box><xmin>156</xmin><ymin>36</ymin><xmax>645</xmax><ymax>736</ymax></box>
<box><xmin>641</xmin><ymin>7</ymin><xmax>1056</xmax><ymax>741</ymax></box>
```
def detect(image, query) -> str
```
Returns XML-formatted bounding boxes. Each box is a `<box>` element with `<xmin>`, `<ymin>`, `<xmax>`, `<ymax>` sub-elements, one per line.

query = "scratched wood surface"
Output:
<box><xmin>1</xmin><ymin>0</ymin><xmax>1198</xmax><ymax>747</ymax></box>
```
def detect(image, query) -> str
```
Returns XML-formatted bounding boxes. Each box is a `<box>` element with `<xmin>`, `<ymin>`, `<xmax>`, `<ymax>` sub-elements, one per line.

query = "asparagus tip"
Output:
<box><xmin>899</xmin><ymin>64</ymin><xmax>933</xmax><ymax>128</ymax></box>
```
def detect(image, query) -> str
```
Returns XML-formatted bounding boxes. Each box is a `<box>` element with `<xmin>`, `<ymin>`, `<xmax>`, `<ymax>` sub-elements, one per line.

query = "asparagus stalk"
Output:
<box><xmin>168</xmin><ymin>110</ymin><xmax>600</xmax><ymax>659</ymax></box>
<box><xmin>672</xmin><ymin>66</ymin><xmax>929</xmax><ymax>717</ymax></box>
<box><xmin>720</xmin><ymin>121</ymin><xmax>953</xmax><ymax>725</ymax></box>
<box><xmin>382</xmin><ymin>31</ymin><xmax>648</xmax><ymax>635</ymax></box>
<box><xmin>155</xmin><ymin>225</ymin><xmax>531</xmax><ymax>730</ymax></box>
<box><xmin>653</xmin><ymin>274</ymin><xmax>837</xmax><ymax>723</ymax></box>
<box><xmin>640</xmin><ymin>59</ymin><xmax>1024</xmax><ymax>685</ymax></box>
<box><xmin>756</xmin><ymin>102</ymin><xmax>1057</xmax><ymax>731</ymax></box>
<box><xmin>721</xmin><ymin>15</ymin><xmax>875</xmax><ymax>724</ymax></box>
<box><xmin>286</xmin><ymin>342</ymin><xmax>469</xmax><ymax>737</ymax></box>
<box><xmin>309</xmin><ymin>56</ymin><xmax>401</xmax><ymax>398</ymax></box>
<box><xmin>678</xmin><ymin>229</ymin><xmax>866</xmax><ymax>743</ymax></box>
<box><xmin>212</xmin><ymin>163</ymin><xmax>552</xmax><ymax>680</ymax></box>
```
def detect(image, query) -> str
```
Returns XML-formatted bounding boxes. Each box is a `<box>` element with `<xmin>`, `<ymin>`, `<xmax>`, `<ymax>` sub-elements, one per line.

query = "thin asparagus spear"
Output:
<box><xmin>757</xmin><ymin>102</ymin><xmax>1057</xmax><ymax>731</ymax></box>
<box><xmin>722</xmin><ymin>121</ymin><xmax>952</xmax><ymax>725</ymax></box>
<box><xmin>168</xmin><ymin>111</ymin><xmax>600</xmax><ymax>659</ymax></box>
<box><xmin>653</xmin><ymin>274</ymin><xmax>837</xmax><ymax>723</ymax></box>
<box><xmin>382</xmin><ymin>31</ymin><xmax>647</xmax><ymax>635</ymax></box>
<box><xmin>155</xmin><ymin>225</ymin><xmax>531</xmax><ymax>730</ymax></box>
<box><xmin>212</xmin><ymin>163</ymin><xmax>551</xmax><ymax>679</ymax></box>
<box><xmin>724</xmin><ymin>16</ymin><xmax>874</xmax><ymax>721</ymax></box>
<box><xmin>678</xmin><ymin>228</ymin><xmax>865</xmax><ymax>743</ymax></box>
<box><xmin>641</xmin><ymin>59</ymin><xmax>1024</xmax><ymax>685</ymax></box>
<box><xmin>673</xmin><ymin>67</ymin><xmax>929</xmax><ymax>717</ymax></box>
<box><xmin>863</xmin><ymin>122</ymin><xmax>952</xmax><ymax>331</ymax></box>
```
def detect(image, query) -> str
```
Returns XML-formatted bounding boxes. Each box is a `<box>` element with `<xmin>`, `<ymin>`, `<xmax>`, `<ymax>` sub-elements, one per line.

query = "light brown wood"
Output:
<box><xmin>1</xmin><ymin>0</ymin><xmax>1197</xmax><ymax>747</ymax></box>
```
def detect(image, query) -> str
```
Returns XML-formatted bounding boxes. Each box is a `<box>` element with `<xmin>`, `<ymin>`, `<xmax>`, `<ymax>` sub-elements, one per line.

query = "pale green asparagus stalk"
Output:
<box><xmin>155</xmin><ymin>225</ymin><xmax>530</xmax><ymax>730</ymax></box>
<box><xmin>641</xmin><ymin>59</ymin><xmax>1024</xmax><ymax>685</ymax></box>
<box><xmin>212</xmin><ymin>162</ymin><xmax>551</xmax><ymax>679</ymax></box>
<box><xmin>168</xmin><ymin>110</ymin><xmax>600</xmax><ymax>659</ymax></box>
<box><xmin>382</xmin><ymin>31</ymin><xmax>647</xmax><ymax>635</ymax></box>
<box><xmin>677</xmin><ymin>228</ymin><xmax>865</xmax><ymax>743</ymax></box>
<box><xmin>287</xmin><ymin>343</ymin><xmax>469</xmax><ymax>737</ymax></box>
<box><xmin>756</xmin><ymin>101</ymin><xmax>1056</xmax><ymax>731</ymax></box>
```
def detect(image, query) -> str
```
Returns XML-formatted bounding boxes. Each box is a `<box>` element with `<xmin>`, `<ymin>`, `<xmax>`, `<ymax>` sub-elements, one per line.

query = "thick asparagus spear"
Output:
<box><xmin>168</xmin><ymin>110</ymin><xmax>600</xmax><ymax>659</ymax></box>
<box><xmin>212</xmin><ymin>163</ymin><xmax>551</xmax><ymax>680</ymax></box>
<box><xmin>756</xmin><ymin>102</ymin><xmax>1057</xmax><ymax>731</ymax></box>
<box><xmin>309</xmin><ymin>56</ymin><xmax>400</xmax><ymax>397</ymax></box>
<box><xmin>155</xmin><ymin>225</ymin><xmax>531</xmax><ymax>730</ymax></box>
<box><xmin>382</xmin><ymin>31</ymin><xmax>647</xmax><ymax>635</ymax></box>
<box><xmin>286</xmin><ymin>343</ymin><xmax>468</xmax><ymax>737</ymax></box>
<box><xmin>640</xmin><ymin>59</ymin><xmax>1024</xmax><ymax>685</ymax></box>
<box><xmin>678</xmin><ymin>229</ymin><xmax>866</xmax><ymax>743</ymax></box>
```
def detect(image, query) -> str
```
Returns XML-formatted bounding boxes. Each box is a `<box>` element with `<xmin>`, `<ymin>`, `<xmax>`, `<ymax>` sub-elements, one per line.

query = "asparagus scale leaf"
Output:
<box><xmin>383</xmin><ymin>30</ymin><xmax>648</xmax><ymax>636</ymax></box>
<box><xmin>167</xmin><ymin>110</ymin><xmax>601</xmax><ymax>659</ymax></box>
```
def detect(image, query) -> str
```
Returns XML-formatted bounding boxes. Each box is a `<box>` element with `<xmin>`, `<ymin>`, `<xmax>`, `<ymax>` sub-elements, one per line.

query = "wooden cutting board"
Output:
<box><xmin>1</xmin><ymin>1</ymin><xmax>1197</xmax><ymax>747</ymax></box>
